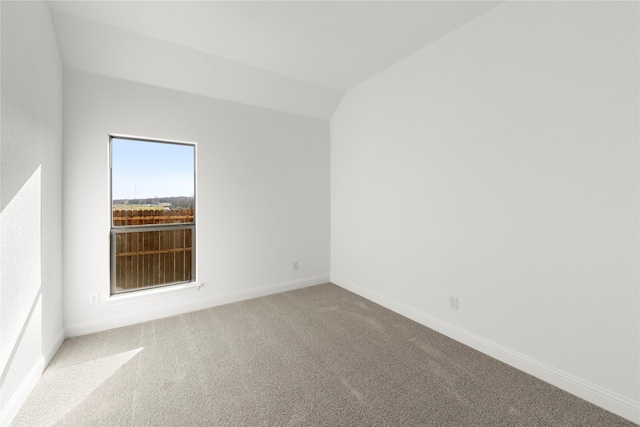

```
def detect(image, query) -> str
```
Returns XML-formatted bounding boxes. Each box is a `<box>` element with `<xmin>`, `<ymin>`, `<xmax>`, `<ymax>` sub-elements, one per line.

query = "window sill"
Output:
<box><xmin>104</xmin><ymin>282</ymin><xmax>202</xmax><ymax>306</ymax></box>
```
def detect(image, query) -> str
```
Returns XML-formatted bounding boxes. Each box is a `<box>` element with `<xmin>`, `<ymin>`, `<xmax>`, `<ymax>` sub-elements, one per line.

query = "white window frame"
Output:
<box><xmin>109</xmin><ymin>134</ymin><xmax>197</xmax><ymax>296</ymax></box>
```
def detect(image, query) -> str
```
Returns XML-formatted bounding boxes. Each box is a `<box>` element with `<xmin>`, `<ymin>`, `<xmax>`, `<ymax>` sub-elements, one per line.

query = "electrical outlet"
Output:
<box><xmin>292</xmin><ymin>261</ymin><xmax>299</xmax><ymax>271</ymax></box>
<box><xmin>89</xmin><ymin>293</ymin><xmax>99</xmax><ymax>305</ymax></box>
<box><xmin>449</xmin><ymin>296</ymin><xmax>458</xmax><ymax>310</ymax></box>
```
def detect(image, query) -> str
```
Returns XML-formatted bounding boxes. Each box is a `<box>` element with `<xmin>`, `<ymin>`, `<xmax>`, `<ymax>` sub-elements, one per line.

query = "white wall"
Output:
<box><xmin>63</xmin><ymin>70</ymin><xmax>329</xmax><ymax>335</ymax></box>
<box><xmin>331</xmin><ymin>1</ymin><xmax>639</xmax><ymax>422</ymax></box>
<box><xmin>0</xmin><ymin>1</ymin><xmax>64</xmax><ymax>424</ymax></box>
<box><xmin>50</xmin><ymin>8</ymin><xmax>344</xmax><ymax>121</ymax></box>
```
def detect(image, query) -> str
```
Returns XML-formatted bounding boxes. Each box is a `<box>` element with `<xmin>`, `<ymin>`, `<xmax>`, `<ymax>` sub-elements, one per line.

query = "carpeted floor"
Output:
<box><xmin>12</xmin><ymin>283</ymin><xmax>636</xmax><ymax>426</ymax></box>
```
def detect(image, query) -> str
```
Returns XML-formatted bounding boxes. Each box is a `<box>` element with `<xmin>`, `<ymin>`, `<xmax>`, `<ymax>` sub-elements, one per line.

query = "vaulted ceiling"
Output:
<box><xmin>47</xmin><ymin>1</ymin><xmax>501</xmax><ymax>120</ymax></box>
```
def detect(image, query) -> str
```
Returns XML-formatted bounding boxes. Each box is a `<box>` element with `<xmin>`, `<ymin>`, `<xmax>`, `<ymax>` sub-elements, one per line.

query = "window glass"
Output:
<box><xmin>111</xmin><ymin>138</ymin><xmax>194</xmax><ymax>225</ymax></box>
<box><xmin>110</xmin><ymin>137</ymin><xmax>195</xmax><ymax>294</ymax></box>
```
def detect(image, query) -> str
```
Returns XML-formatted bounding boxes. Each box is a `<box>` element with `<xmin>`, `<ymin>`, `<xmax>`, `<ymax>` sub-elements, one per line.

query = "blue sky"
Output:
<box><xmin>111</xmin><ymin>138</ymin><xmax>194</xmax><ymax>200</ymax></box>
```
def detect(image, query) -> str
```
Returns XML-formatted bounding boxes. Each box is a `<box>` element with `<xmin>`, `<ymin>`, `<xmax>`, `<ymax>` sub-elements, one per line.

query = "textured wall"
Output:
<box><xmin>0</xmin><ymin>0</ymin><xmax>64</xmax><ymax>422</ymax></box>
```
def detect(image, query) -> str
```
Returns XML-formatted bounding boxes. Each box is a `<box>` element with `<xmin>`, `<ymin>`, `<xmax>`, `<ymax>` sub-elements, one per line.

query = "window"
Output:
<box><xmin>110</xmin><ymin>135</ymin><xmax>196</xmax><ymax>295</ymax></box>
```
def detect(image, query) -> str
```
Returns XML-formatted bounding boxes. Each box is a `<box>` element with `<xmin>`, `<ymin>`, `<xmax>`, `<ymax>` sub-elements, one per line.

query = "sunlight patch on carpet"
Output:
<box><xmin>21</xmin><ymin>347</ymin><xmax>143</xmax><ymax>425</ymax></box>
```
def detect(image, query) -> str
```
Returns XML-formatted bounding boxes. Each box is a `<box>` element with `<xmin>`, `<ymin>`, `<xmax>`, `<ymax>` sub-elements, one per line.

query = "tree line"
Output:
<box><xmin>113</xmin><ymin>196</ymin><xmax>194</xmax><ymax>209</ymax></box>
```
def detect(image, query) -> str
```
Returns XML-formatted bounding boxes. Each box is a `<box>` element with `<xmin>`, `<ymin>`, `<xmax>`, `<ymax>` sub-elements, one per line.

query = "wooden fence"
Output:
<box><xmin>112</xmin><ymin>209</ymin><xmax>194</xmax><ymax>292</ymax></box>
<box><xmin>112</xmin><ymin>208</ymin><xmax>194</xmax><ymax>226</ymax></box>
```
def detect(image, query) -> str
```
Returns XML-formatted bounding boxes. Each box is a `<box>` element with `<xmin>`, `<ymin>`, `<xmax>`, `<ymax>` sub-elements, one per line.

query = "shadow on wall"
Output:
<box><xmin>0</xmin><ymin>166</ymin><xmax>42</xmax><ymax>411</ymax></box>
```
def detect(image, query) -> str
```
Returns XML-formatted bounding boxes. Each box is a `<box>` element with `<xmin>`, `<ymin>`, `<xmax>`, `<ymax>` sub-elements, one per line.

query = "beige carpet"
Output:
<box><xmin>12</xmin><ymin>283</ymin><xmax>636</xmax><ymax>426</ymax></box>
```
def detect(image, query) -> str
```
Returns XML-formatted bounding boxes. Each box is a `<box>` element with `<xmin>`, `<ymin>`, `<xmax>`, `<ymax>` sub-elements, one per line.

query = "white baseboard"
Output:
<box><xmin>0</xmin><ymin>356</ymin><xmax>45</xmax><ymax>427</ymax></box>
<box><xmin>332</xmin><ymin>276</ymin><xmax>640</xmax><ymax>425</ymax></box>
<box><xmin>0</xmin><ymin>329</ymin><xmax>65</xmax><ymax>427</ymax></box>
<box><xmin>44</xmin><ymin>329</ymin><xmax>66</xmax><ymax>366</ymax></box>
<box><xmin>0</xmin><ymin>327</ymin><xmax>65</xmax><ymax>427</ymax></box>
<box><xmin>65</xmin><ymin>275</ymin><xmax>329</xmax><ymax>337</ymax></box>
